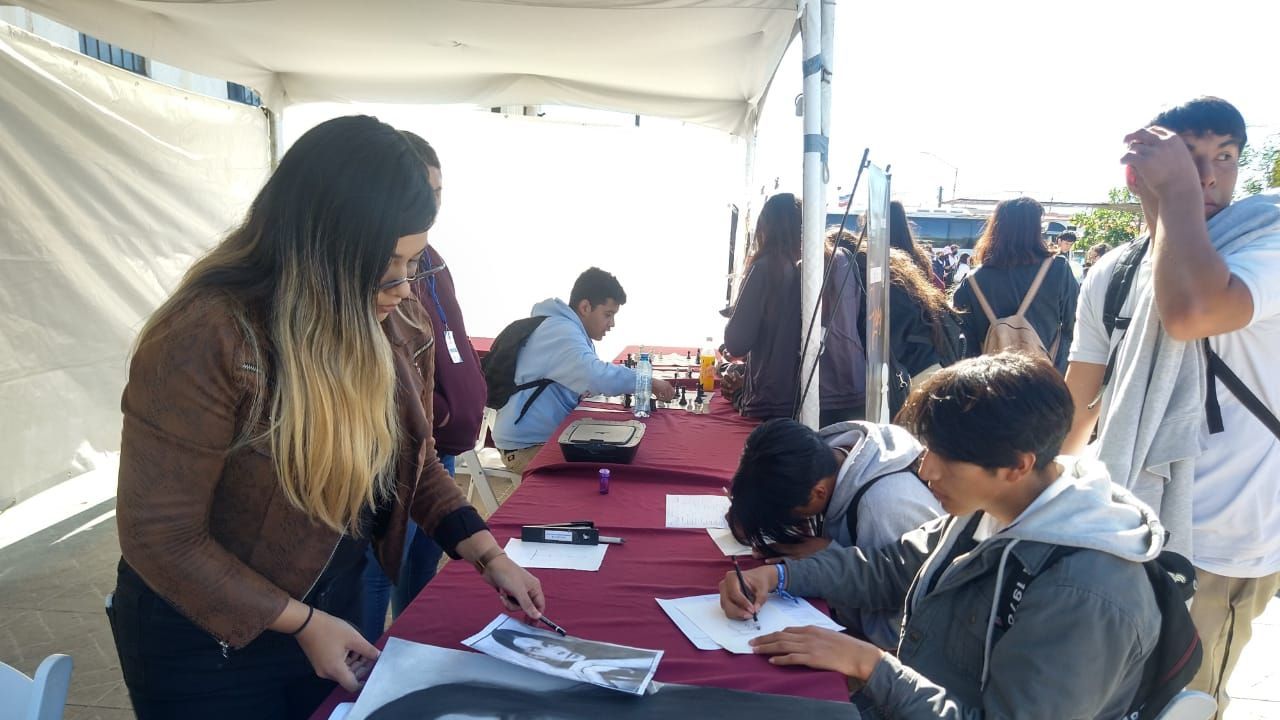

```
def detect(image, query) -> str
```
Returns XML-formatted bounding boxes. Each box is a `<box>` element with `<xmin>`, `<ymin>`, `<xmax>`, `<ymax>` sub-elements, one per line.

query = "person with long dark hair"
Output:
<box><xmin>724</xmin><ymin>193</ymin><xmax>865</xmax><ymax>423</ymax></box>
<box><xmin>107</xmin><ymin>116</ymin><xmax>545</xmax><ymax>720</ymax></box>
<box><xmin>951</xmin><ymin>197</ymin><xmax>1078</xmax><ymax>372</ymax></box>
<box><xmin>889</xmin><ymin>200</ymin><xmax>945</xmax><ymax>289</ymax></box>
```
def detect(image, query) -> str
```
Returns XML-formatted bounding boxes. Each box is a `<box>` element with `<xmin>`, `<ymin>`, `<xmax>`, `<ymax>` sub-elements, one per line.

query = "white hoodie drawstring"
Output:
<box><xmin>981</xmin><ymin>539</ymin><xmax>1019</xmax><ymax>690</ymax></box>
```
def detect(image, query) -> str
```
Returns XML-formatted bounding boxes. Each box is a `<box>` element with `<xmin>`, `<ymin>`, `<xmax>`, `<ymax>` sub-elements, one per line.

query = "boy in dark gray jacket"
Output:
<box><xmin>720</xmin><ymin>353</ymin><xmax>1164</xmax><ymax>719</ymax></box>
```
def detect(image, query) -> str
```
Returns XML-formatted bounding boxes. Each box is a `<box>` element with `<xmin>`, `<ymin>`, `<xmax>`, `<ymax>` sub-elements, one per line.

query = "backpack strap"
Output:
<box><xmin>965</xmin><ymin>273</ymin><xmax>999</xmax><ymax>325</ymax></box>
<box><xmin>1102</xmin><ymin>237</ymin><xmax>1150</xmax><ymax>337</ymax></box>
<box><xmin>1014</xmin><ymin>257</ymin><xmax>1056</xmax><ymax>317</ymax></box>
<box><xmin>843</xmin><ymin>460</ymin><xmax>922</xmax><ymax>544</ymax></box>
<box><xmin>512</xmin><ymin>378</ymin><xmax>556</xmax><ymax>425</ymax></box>
<box><xmin>1090</xmin><ymin>238</ymin><xmax>1150</xmax><ymax>408</ymax></box>
<box><xmin>1203</xmin><ymin>339</ymin><xmax>1280</xmax><ymax>439</ymax></box>
<box><xmin>990</xmin><ymin>544</ymin><xmax>1078</xmax><ymax>645</ymax></box>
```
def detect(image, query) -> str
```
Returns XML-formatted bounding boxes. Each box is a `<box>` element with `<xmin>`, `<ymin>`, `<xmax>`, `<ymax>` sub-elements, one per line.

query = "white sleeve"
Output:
<box><xmin>1224</xmin><ymin>238</ymin><xmax>1280</xmax><ymax>326</ymax></box>
<box><xmin>1068</xmin><ymin>251</ymin><xmax>1118</xmax><ymax>366</ymax></box>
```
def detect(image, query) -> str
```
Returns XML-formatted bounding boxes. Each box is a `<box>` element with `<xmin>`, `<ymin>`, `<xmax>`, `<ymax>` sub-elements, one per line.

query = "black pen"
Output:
<box><xmin>731</xmin><ymin>556</ymin><xmax>760</xmax><ymax>625</ymax></box>
<box><xmin>538</xmin><ymin>615</ymin><xmax>568</xmax><ymax>636</ymax></box>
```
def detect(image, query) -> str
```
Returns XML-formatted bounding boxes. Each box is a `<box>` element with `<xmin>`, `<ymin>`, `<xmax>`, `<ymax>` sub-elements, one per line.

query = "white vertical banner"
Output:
<box><xmin>796</xmin><ymin>0</ymin><xmax>830</xmax><ymax>428</ymax></box>
<box><xmin>864</xmin><ymin>166</ymin><xmax>892</xmax><ymax>423</ymax></box>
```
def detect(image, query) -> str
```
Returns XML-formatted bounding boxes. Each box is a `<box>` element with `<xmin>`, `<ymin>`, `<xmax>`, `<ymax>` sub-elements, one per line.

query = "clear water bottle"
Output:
<box><xmin>633</xmin><ymin>352</ymin><xmax>652</xmax><ymax>418</ymax></box>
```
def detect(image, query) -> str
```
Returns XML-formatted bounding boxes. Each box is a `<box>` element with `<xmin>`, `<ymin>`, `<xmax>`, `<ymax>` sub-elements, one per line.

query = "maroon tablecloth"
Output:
<box><xmin>310</xmin><ymin>403</ymin><xmax>847</xmax><ymax>719</ymax></box>
<box><xmin>521</xmin><ymin>400</ymin><xmax>750</xmax><ymax>482</ymax></box>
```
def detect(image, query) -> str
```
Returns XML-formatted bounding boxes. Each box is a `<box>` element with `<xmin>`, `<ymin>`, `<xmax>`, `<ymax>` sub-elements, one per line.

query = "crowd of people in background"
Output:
<box><xmin>713</xmin><ymin>95</ymin><xmax>1279</xmax><ymax>719</ymax></box>
<box><xmin>105</xmin><ymin>94</ymin><xmax>1278</xmax><ymax>720</ymax></box>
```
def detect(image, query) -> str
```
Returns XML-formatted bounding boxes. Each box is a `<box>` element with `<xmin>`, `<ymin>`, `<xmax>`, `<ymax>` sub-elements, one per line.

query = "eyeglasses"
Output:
<box><xmin>376</xmin><ymin>255</ymin><xmax>446</xmax><ymax>292</ymax></box>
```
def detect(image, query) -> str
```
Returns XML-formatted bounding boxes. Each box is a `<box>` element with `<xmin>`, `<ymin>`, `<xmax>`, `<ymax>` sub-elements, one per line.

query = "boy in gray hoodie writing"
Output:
<box><xmin>721</xmin><ymin>353</ymin><xmax>1165</xmax><ymax>719</ymax></box>
<box><xmin>726</xmin><ymin>419</ymin><xmax>941</xmax><ymax>650</ymax></box>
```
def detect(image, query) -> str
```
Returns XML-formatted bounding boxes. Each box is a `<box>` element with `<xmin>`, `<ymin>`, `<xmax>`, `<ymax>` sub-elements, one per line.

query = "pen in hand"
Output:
<box><xmin>538</xmin><ymin>615</ymin><xmax>568</xmax><ymax>637</ymax></box>
<box><xmin>731</xmin><ymin>556</ymin><xmax>760</xmax><ymax>628</ymax></box>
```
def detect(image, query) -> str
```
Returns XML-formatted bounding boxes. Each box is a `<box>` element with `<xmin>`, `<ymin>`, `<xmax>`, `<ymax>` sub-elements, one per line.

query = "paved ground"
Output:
<box><xmin>1</xmin><ymin>474</ymin><xmax>1275</xmax><ymax>719</ymax></box>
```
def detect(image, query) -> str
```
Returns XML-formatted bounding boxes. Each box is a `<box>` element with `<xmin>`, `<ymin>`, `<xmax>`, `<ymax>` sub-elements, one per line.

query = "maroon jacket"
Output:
<box><xmin>411</xmin><ymin>245</ymin><xmax>487</xmax><ymax>456</ymax></box>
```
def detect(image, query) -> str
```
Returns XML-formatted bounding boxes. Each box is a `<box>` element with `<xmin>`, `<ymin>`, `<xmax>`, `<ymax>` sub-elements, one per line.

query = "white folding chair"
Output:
<box><xmin>1153</xmin><ymin>690</ymin><xmax>1217</xmax><ymax>720</ymax></box>
<box><xmin>456</xmin><ymin>408</ymin><xmax>520</xmax><ymax>515</ymax></box>
<box><xmin>0</xmin><ymin>654</ymin><xmax>73</xmax><ymax>720</ymax></box>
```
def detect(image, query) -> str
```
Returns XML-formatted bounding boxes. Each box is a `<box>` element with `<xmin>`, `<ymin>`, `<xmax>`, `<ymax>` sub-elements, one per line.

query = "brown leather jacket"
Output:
<box><xmin>117</xmin><ymin>293</ymin><xmax>484</xmax><ymax>649</ymax></box>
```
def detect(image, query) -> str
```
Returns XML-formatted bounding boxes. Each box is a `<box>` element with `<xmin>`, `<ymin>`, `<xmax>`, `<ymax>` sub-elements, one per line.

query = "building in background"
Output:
<box><xmin>0</xmin><ymin>5</ymin><xmax>260</xmax><ymax>105</ymax></box>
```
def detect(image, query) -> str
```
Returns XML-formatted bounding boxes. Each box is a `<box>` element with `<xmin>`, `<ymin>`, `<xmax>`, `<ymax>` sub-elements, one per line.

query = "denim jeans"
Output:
<box><xmin>357</xmin><ymin>454</ymin><xmax>450</xmax><ymax>642</ymax></box>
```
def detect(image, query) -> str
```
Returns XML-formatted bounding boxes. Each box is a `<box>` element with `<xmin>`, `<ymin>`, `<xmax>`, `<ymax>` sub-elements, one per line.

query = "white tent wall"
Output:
<box><xmin>0</xmin><ymin>22</ymin><xmax>269</xmax><ymax>508</ymax></box>
<box><xmin>17</xmin><ymin>0</ymin><xmax>799</xmax><ymax>137</ymax></box>
<box><xmin>282</xmin><ymin>103</ymin><xmax>744</xmax><ymax>364</ymax></box>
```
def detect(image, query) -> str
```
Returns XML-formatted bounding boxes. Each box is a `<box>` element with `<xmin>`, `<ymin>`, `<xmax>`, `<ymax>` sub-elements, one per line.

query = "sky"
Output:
<box><xmin>284</xmin><ymin>0</ymin><xmax>1280</xmax><ymax>360</ymax></box>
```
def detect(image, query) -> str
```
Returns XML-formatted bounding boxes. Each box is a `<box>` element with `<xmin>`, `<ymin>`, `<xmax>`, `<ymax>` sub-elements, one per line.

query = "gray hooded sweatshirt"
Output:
<box><xmin>786</xmin><ymin>456</ymin><xmax>1164</xmax><ymax>719</ymax></box>
<box><xmin>817</xmin><ymin>422</ymin><xmax>943</xmax><ymax>650</ymax></box>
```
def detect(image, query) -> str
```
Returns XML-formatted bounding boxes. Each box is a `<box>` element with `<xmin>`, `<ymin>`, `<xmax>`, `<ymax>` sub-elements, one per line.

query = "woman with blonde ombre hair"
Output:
<box><xmin>107</xmin><ymin>115</ymin><xmax>545</xmax><ymax>720</ymax></box>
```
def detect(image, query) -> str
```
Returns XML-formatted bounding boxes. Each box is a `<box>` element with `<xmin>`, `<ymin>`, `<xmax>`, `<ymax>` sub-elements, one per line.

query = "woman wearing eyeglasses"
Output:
<box><xmin>106</xmin><ymin>115</ymin><xmax>545</xmax><ymax>720</ymax></box>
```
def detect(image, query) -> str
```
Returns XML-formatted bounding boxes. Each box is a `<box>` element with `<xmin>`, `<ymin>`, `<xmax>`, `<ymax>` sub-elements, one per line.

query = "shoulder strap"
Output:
<box><xmin>1014</xmin><ymin>257</ymin><xmax>1055</xmax><ymax>317</ymax></box>
<box><xmin>844</xmin><ymin>462</ymin><xmax>920</xmax><ymax>544</ymax></box>
<box><xmin>965</xmin><ymin>273</ymin><xmax>999</xmax><ymax>325</ymax></box>
<box><xmin>1203</xmin><ymin>339</ymin><xmax>1280</xmax><ymax>439</ymax></box>
<box><xmin>1092</xmin><ymin>238</ymin><xmax>1152</xmax><ymax>405</ymax></box>
<box><xmin>1102</xmin><ymin>237</ymin><xmax>1150</xmax><ymax>336</ymax></box>
<box><xmin>513</xmin><ymin>379</ymin><xmax>556</xmax><ymax>425</ymax></box>
<box><xmin>991</xmin><ymin>545</ymin><xmax>1079</xmax><ymax>644</ymax></box>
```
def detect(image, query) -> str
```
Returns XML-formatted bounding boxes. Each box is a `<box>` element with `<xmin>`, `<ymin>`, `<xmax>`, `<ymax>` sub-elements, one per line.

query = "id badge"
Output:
<box><xmin>444</xmin><ymin>330</ymin><xmax>464</xmax><ymax>364</ymax></box>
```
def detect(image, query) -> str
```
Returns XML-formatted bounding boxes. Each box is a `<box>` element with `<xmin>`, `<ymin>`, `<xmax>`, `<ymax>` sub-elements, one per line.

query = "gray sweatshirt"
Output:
<box><xmin>817</xmin><ymin>422</ymin><xmax>943</xmax><ymax>650</ymax></box>
<box><xmin>786</xmin><ymin>456</ymin><xmax>1164</xmax><ymax>719</ymax></box>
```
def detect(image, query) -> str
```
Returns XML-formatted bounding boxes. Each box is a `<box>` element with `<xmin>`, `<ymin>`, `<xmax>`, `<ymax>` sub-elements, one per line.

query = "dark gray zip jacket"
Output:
<box><xmin>785</xmin><ymin>457</ymin><xmax>1163</xmax><ymax>719</ymax></box>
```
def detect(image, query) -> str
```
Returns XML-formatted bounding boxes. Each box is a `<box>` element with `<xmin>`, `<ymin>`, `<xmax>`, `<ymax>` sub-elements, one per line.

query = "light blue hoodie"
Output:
<box><xmin>492</xmin><ymin>298</ymin><xmax>638</xmax><ymax>450</ymax></box>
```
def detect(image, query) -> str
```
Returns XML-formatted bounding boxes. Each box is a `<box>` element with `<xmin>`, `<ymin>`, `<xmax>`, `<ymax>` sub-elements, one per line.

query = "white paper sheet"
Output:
<box><xmin>665</xmin><ymin>495</ymin><xmax>730</xmax><ymax>529</ymax></box>
<box><xmin>707</xmin><ymin>527</ymin><xmax>753</xmax><ymax>556</ymax></box>
<box><xmin>664</xmin><ymin>594</ymin><xmax>843</xmax><ymax>654</ymax></box>
<box><xmin>503</xmin><ymin>538</ymin><xmax>608</xmax><ymax>571</ymax></box>
<box><xmin>655</xmin><ymin>598</ymin><xmax>720</xmax><ymax>650</ymax></box>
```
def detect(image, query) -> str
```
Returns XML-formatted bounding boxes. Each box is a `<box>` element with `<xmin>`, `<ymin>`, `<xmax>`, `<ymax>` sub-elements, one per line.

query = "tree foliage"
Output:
<box><xmin>1070</xmin><ymin>187</ymin><xmax>1143</xmax><ymax>250</ymax></box>
<box><xmin>1241</xmin><ymin>137</ymin><xmax>1280</xmax><ymax>197</ymax></box>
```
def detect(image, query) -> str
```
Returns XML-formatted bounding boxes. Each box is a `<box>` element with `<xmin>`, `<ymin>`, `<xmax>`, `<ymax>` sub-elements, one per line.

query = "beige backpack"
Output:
<box><xmin>966</xmin><ymin>257</ymin><xmax>1059</xmax><ymax>361</ymax></box>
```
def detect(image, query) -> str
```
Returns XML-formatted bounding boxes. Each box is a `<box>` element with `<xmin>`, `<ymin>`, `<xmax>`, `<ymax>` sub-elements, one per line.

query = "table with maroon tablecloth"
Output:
<box><xmin>470</xmin><ymin>336</ymin><xmax>493</xmax><ymax>360</ymax></box>
<box><xmin>310</xmin><ymin>400</ymin><xmax>848</xmax><ymax>719</ymax></box>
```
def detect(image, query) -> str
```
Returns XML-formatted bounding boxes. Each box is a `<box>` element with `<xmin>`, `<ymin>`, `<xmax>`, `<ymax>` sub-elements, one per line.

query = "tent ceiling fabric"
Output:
<box><xmin>19</xmin><ymin>0</ymin><xmax>798</xmax><ymax>135</ymax></box>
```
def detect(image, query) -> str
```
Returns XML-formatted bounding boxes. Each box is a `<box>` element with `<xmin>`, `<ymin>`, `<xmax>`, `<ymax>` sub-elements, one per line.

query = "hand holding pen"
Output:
<box><xmin>731</xmin><ymin>556</ymin><xmax>761</xmax><ymax>630</ymax></box>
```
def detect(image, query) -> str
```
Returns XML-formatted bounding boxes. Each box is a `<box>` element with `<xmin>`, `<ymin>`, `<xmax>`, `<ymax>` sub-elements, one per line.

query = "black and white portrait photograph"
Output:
<box><xmin>462</xmin><ymin>615</ymin><xmax>662</xmax><ymax>696</ymax></box>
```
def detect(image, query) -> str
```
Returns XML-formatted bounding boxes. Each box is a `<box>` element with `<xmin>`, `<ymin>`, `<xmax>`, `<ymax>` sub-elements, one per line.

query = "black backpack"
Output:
<box><xmin>992</xmin><ymin>545</ymin><xmax>1201</xmax><ymax>720</ymax></box>
<box><xmin>1098</xmin><ymin>238</ymin><xmax>1280</xmax><ymax>439</ymax></box>
<box><xmin>480</xmin><ymin>316</ymin><xmax>554</xmax><ymax>424</ymax></box>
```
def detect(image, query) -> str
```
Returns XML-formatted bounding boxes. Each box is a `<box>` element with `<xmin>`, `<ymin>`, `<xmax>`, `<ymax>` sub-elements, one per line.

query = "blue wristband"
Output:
<box><xmin>774</xmin><ymin>563</ymin><xmax>799</xmax><ymax>604</ymax></box>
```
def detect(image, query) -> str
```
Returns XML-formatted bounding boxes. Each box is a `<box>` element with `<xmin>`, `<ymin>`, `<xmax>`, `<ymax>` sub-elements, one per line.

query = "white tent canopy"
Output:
<box><xmin>19</xmin><ymin>0</ymin><xmax>799</xmax><ymax>136</ymax></box>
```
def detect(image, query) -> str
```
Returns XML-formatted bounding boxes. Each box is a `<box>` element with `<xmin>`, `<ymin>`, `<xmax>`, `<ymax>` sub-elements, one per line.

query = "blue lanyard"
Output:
<box><xmin>422</xmin><ymin>248</ymin><xmax>449</xmax><ymax>331</ymax></box>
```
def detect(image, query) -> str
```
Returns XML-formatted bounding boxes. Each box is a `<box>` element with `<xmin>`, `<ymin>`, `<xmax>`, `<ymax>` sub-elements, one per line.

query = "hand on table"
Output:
<box><xmin>295</xmin><ymin>608</ymin><xmax>381</xmax><ymax>692</ymax></box>
<box><xmin>750</xmin><ymin>626</ymin><xmax>885</xmax><ymax>681</ymax></box>
<box><xmin>484</xmin><ymin>555</ymin><xmax>546</xmax><ymax>620</ymax></box>
<box><xmin>718</xmin><ymin>564</ymin><xmax>778</xmax><ymax>620</ymax></box>
<box><xmin>652</xmin><ymin>378</ymin><xmax>676</xmax><ymax>402</ymax></box>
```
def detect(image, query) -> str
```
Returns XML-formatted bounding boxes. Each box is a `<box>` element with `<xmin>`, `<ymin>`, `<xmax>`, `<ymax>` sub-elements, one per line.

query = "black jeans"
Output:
<box><xmin>107</xmin><ymin>555</ymin><xmax>365</xmax><ymax>720</ymax></box>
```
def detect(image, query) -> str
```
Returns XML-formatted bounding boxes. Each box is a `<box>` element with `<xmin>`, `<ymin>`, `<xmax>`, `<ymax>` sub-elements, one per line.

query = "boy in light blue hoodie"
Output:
<box><xmin>492</xmin><ymin>267</ymin><xmax>675</xmax><ymax>472</ymax></box>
